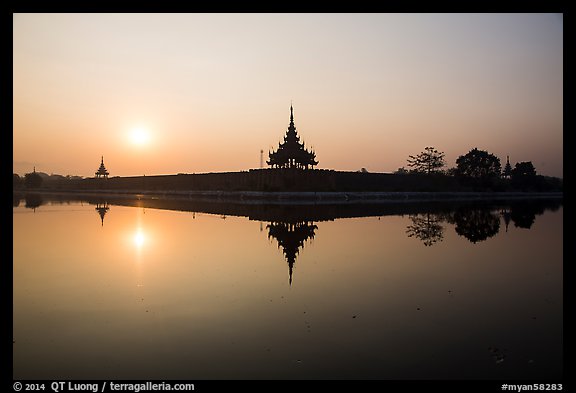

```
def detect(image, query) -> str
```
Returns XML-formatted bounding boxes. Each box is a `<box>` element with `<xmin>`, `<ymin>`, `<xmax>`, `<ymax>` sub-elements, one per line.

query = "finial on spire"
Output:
<box><xmin>290</xmin><ymin>102</ymin><xmax>294</xmax><ymax>123</ymax></box>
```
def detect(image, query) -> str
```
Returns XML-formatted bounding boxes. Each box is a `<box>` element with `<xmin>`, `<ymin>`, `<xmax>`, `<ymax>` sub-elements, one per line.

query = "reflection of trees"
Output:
<box><xmin>407</xmin><ymin>202</ymin><xmax>555</xmax><ymax>244</ymax></box>
<box><xmin>24</xmin><ymin>193</ymin><xmax>44</xmax><ymax>210</ymax></box>
<box><xmin>267</xmin><ymin>221</ymin><xmax>317</xmax><ymax>285</ymax></box>
<box><xmin>449</xmin><ymin>209</ymin><xmax>500</xmax><ymax>243</ymax></box>
<box><xmin>13</xmin><ymin>194</ymin><xmax>21</xmax><ymax>207</ymax></box>
<box><xmin>406</xmin><ymin>213</ymin><xmax>445</xmax><ymax>246</ymax></box>
<box><xmin>510</xmin><ymin>202</ymin><xmax>545</xmax><ymax>229</ymax></box>
<box><xmin>500</xmin><ymin>200</ymin><xmax>559</xmax><ymax>230</ymax></box>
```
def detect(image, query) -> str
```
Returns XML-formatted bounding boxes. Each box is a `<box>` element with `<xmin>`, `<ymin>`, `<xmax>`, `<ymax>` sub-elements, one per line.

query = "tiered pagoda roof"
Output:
<box><xmin>95</xmin><ymin>156</ymin><xmax>109</xmax><ymax>178</ymax></box>
<box><xmin>267</xmin><ymin>105</ymin><xmax>318</xmax><ymax>169</ymax></box>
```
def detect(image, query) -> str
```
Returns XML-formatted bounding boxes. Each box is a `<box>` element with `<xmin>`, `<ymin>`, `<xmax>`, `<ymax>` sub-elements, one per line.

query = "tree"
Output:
<box><xmin>394</xmin><ymin>167</ymin><xmax>410</xmax><ymax>175</ymax></box>
<box><xmin>13</xmin><ymin>173</ymin><xmax>23</xmax><ymax>188</ymax></box>
<box><xmin>510</xmin><ymin>161</ymin><xmax>538</xmax><ymax>190</ymax></box>
<box><xmin>455</xmin><ymin>148</ymin><xmax>501</xmax><ymax>180</ymax></box>
<box><xmin>24</xmin><ymin>171</ymin><xmax>43</xmax><ymax>188</ymax></box>
<box><xmin>407</xmin><ymin>146</ymin><xmax>446</xmax><ymax>174</ymax></box>
<box><xmin>511</xmin><ymin>161</ymin><xmax>536</xmax><ymax>179</ymax></box>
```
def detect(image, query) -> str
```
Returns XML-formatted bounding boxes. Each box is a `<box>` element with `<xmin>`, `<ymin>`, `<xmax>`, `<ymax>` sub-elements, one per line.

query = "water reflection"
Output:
<box><xmin>402</xmin><ymin>199</ymin><xmax>563</xmax><ymax>246</ymax></box>
<box><xmin>405</xmin><ymin>209</ymin><xmax>502</xmax><ymax>246</ymax></box>
<box><xmin>508</xmin><ymin>200</ymin><xmax>555</xmax><ymax>229</ymax></box>
<box><xmin>406</xmin><ymin>213</ymin><xmax>445</xmax><ymax>246</ymax></box>
<box><xmin>267</xmin><ymin>221</ymin><xmax>317</xmax><ymax>285</ymax></box>
<box><xmin>95</xmin><ymin>202</ymin><xmax>110</xmax><ymax>226</ymax></box>
<box><xmin>134</xmin><ymin>228</ymin><xmax>146</xmax><ymax>248</ymax></box>
<box><xmin>14</xmin><ymin>192</ymin><xmax>563</xmax><ymax>249</ymax></box>
<box><xmin>12</xmin><ymin>192</ymin><xmax>563</xmax><ymax>380</ymax></box>
<box><xmin>450</xmin><ymin>208</ymin><xmax>501</xmax><ymax>244</ymax></box>
<box><xmin>13</xmin><ymin>191</ymin><xmax>563</xmax><ymax>268</ymax></box>
<box><xmin>24</xmin><ymin>193</ymin><xmax>43</xmax><ymax>210</ymax></box>
<box><xmin>501</xmin><ymin>209</ymin><xmax>512</xmax><ymax>232</ymax></box>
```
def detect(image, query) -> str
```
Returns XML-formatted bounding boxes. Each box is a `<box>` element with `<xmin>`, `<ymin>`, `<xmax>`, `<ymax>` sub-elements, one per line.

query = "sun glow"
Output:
<box><xmin>129</xmin><ymin>127</ymin><xmax>150</xmax><ymax>146</ymax></box>
<box><xmin>134</xmin><ymin>229</ymin><xmax>145</xmax><ymax>248</ymax></box>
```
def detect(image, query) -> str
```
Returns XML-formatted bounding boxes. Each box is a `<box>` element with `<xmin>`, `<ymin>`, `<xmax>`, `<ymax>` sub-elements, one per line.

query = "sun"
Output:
<box><xmin>129</xmin><ymin>127</ymin><xmax>150</xmax><ymax>146</ymax></box>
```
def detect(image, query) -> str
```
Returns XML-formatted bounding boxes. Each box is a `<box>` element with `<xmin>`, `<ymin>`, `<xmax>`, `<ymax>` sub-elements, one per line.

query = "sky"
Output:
<box><xmin>13</xmin><ymin>13</ymin><xmax>563</xmax><ymax>178</ymax></box>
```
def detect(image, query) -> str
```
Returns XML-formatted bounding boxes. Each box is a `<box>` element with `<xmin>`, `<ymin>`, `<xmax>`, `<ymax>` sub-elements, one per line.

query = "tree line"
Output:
<box><xmin>13</xmin><ymin>171</ymin><xmax>85</xmax><ymax>189</ymax></box>
<box><xmin>395</xmin><ymin>146</ymin><xmax>562</xmax><ymax>191</ymax></box>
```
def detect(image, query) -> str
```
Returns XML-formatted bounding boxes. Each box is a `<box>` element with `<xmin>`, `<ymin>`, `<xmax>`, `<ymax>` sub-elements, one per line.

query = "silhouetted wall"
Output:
<box><xmin>35</xmin><ymin>169</ymin><xmax>472</xmax><ymax>193</ymax></box>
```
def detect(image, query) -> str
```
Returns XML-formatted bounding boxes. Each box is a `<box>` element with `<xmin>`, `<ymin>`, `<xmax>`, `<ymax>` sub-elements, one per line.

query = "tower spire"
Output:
<box><xmin>266</xmin><ymin>103</ymin><xmax>318</xmax><ymax>169</ymax></box>
<box><xmin>95</xmin><ymin>156</ymin><xmax>109</xmax><ymax>179</ymax></box>
<box><xmin>503</xmin><ymin>155</ymin><xmax>512</xmax><ymax>179</ymax></box>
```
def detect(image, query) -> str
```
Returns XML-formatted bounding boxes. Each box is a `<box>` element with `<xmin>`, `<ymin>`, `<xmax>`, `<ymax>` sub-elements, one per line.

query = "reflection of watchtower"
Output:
<box><xmin>500</xmin><ymin>208</ymin><xmax>512</xmax><ymax>232</ymax></box>
<box><xmin>95</xmin><ymin>202</ymin><xmax>110</xmax><ymax>226</ymax></box>
<box><xmin>95</xmin><ymin>156</ymin><xmax>109</xmax><ymax>179</ymax></box>
<box><xmin>267</xmin><ymin>221</ymin><xmax>317</xmax><ymax>285</ymax></box>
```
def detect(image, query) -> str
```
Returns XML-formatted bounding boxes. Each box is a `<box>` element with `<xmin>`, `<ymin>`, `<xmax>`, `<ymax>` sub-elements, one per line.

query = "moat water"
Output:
<box><xmin>13</xmin><ymin>193</ymin><xmax>563</xmax><ymax>380</ymax></box>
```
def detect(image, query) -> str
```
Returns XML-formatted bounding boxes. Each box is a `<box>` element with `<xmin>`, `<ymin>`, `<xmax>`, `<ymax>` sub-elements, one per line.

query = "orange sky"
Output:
<box><xmin>13</xmin><ymin>13</ymin><xmax>563</xmax><ymax>178</ymax></box>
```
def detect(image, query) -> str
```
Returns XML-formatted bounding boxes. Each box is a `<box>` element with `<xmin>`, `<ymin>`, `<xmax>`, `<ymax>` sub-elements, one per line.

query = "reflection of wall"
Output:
<box><xmin>14</xmin><ymin>192</ymin><xmax>562</xmax><ymax>246</ymax></box>
<box><xmin>267</xmin><ymin>221</ymin><xmax>317</xmax><ymax>285</ymax></box>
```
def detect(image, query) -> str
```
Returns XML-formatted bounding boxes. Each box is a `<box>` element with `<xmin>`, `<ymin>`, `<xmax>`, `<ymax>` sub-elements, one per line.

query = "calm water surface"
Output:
<box><xmin>13</xmin><ymin>194</ymin><xmax>563</xmax><ymax>380</ymax></box>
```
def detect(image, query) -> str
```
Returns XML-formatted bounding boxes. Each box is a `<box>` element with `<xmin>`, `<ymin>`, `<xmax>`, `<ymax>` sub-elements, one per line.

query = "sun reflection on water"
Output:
<box><xmin>134</xmin><ymin>229</ymin><xmax>145</xmax><ymax>248</ymax></box>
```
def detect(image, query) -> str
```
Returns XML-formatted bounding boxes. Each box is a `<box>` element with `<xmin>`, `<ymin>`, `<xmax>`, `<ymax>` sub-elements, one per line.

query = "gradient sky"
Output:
<box><xmin>13</xmin><ymin>13</ymin><xmax>563</xmax><ymax>178</ymax></box>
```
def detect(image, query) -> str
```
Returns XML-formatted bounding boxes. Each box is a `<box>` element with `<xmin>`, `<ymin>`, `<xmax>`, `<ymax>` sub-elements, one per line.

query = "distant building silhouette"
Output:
<box><xmin>95</xmin><ymin>156</ymin><xmax>109</xmax><ymax>178</ymax></box>
<box><xmin>267</xmin><ymin>105</ymin><xmax>318</xmax><ymax>169</ymax></box>
<box><xmin>502</xmin><ymin>155</ymin><xmax>512</xmax><ymax>179</ymax></box>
